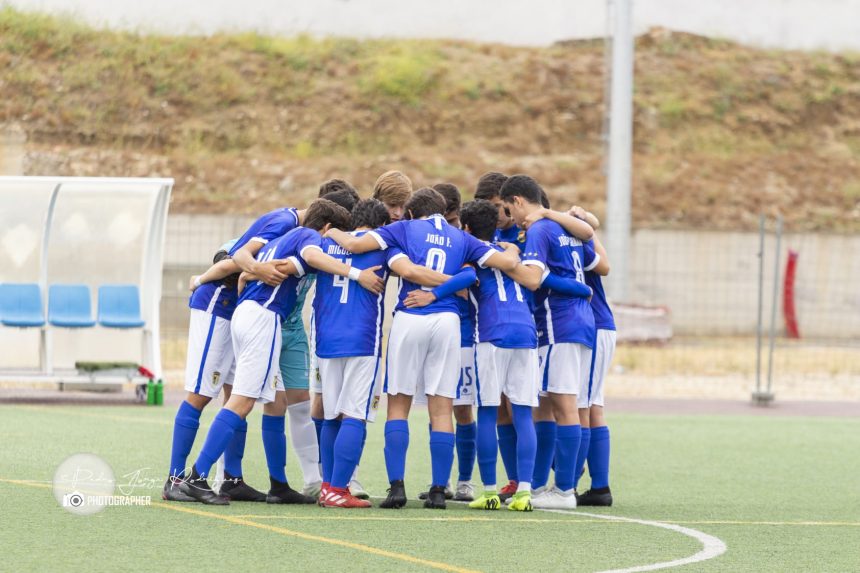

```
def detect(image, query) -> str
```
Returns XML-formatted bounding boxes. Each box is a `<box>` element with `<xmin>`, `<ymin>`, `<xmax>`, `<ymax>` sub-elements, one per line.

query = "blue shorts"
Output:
<box><xmin>279</xmin><ymin>324</ymin><xmax>310</xmax><ymax>390</ymax></box>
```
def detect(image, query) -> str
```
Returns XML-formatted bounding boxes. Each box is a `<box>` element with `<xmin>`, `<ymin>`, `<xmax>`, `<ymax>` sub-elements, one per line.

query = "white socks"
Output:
<box><xmin>288</xmin><ymin>400</ymin><xmax>322</xmax><ymax>486</ymax></box>
<box><xmin>517</xmin><ymin>481</ymin><xmax>532</xmax><ymax>493</ymax></box>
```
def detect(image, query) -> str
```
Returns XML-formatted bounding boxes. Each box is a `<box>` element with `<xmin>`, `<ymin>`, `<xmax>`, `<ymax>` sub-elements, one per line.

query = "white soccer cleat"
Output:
<box><xmin>302</xmin><ymin>480</ymin><xmax>323</xmax><ymax>499</ymax></box>
<box><xmin>349</xmin><ymin>478</ymin><xmax>370</xmax><ymax>500</ymax></box>
<box><xmin>453</xmin><ymin>480</ymin><xmax>476</xmax><ymax>501</ymax></box>
<box><xmin>531</xmin><ymin>486</ymin><xmax>577</xmax><ymax>510</ymax></box>
<box><xmin>525</xmin><ymin>485</ymin><xmax>548</xmax><ymax>505</ymax></box>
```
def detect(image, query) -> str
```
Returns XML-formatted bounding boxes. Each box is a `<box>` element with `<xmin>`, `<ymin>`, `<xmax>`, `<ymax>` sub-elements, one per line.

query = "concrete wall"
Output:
<box><xmin>9</xmin><ymin>0</ymin><xmax>860</xmax><ymax>51</ymax></box>
<box><xmin>161</xmin><ymin>215</ymin><xmax>860</xmax><ymax>340</ymax></box>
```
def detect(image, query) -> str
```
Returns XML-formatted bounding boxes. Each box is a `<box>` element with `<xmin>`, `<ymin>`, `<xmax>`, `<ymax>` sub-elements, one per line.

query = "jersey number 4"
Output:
<box><xmin>332</xmin><ymin>257</ymin><xmax>353</xmax><ymax>303</ymax></box>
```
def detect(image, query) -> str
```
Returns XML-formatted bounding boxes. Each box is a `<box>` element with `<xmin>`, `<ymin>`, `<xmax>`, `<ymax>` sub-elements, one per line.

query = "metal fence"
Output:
<box><xmin>161</xmin><ymin>213</ymin><xmax>860</xmax><ymax>401</ymax></box>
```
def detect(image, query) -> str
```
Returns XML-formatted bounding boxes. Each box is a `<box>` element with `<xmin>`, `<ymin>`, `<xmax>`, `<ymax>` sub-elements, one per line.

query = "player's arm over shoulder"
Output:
<box><xmin>388</xmin><ymin>255</ymin><xmax>451</xmax><ymax>287</ymax></box>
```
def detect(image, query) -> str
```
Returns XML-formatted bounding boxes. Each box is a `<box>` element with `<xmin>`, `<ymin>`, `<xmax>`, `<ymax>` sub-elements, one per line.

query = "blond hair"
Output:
<box><xmin>372</xmin><ymin>170</ymin><xmax>413</xmax><ymax>207</ymax></box>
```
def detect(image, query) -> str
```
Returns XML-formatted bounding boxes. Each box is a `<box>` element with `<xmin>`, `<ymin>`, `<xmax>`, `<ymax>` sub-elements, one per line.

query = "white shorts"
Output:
<box><xmin>230</xmin><ymin>301</ymin><xmax>284</xmax><ymax>404</ymax></box>
<box><xmin>587</xmin><ymin>329</ymin><xmax>616</xmax><ymax>407</ymax></box>
<box><xmin>384</xmin><ymin>311</ymin><xmax>460</xmax><ymax>399</ymax></box>
<box><xmin>416</xmin><ymin>346</ymin><xmax>475</xmax><ymax>407</ymax></box>
<box><xmin>475</xmin><ymin>343</ymin><xmax>539</xmax><ymax>407</ymax></box>
<box><xmin>184</xmin><ymin>309</ymin><xmax>235</xmax><ymax>399</ymax></box>
<box><xmin>538</xmin><ymin>342</ymin><xmax>592</xmax><ymax>399</ymax></box>
<box><xmin>319</xmin><ymin>355</ymin><xmax>383</xmax><ymax>422</ymax></box>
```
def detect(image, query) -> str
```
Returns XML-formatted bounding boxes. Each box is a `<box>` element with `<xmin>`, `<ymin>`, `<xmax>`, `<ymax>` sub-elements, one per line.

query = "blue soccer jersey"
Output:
<box><xmin>522</xmin><ymin>219</ymin><xmax>595</xmax><ymax>347</ymax></box>
<box><xmin>457</xmin><ymin>295</ymin><xmax>476</xmax><ymax>348</ymax></box>
<box><xmin>313</xmin><ymin>232</ymin><xmax>389</xmax><ymax>358</ymax></box>
<box><xmin>369</xmin><ymin>214</ymin><xmax>495</xmax><ymax>316</ymax></box>
<box><xmin>189</xmin><ymin>207</ymin><xmax>300</xmax><ymax>320</ymax></box>
<box><xmin>239</xmin><ymin>227</ymin><xmax>321</xmax><ymax>321</ymax></box>
<box><xmin>582</xmin><ymin>240</ymin><xmax>615</xmax><ymax>331</ymax></box>
<box><xmin>471</xmin><ymin>244</ymin><xmax>537</xmax><ymax>349</ymax></box>
<box><xmin>494</xmin><ymin>224</ymin><xmax>527</xmax><ymax>251</ymax></box>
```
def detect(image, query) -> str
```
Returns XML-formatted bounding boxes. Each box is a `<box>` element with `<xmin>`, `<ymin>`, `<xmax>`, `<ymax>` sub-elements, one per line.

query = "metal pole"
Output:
<box><xmin>605</xmin><ymin>0</ymin><xmax>633</xmax><ymax>301</ymax></box>
<box><xmin>754</xmin><ymin>215</ymin><xmax>765</xmax><ymax>398</ymax></box>
<box><xmin>766</xmin><ymin>215</ymin><xmax>783</xmax><ymax>397</ymax></box>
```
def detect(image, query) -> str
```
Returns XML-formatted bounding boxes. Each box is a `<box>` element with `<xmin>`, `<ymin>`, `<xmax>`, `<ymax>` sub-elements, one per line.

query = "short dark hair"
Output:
<box><xmin>460</xmin><ymin>200</ymin><xmax>498</xmax><ymax>242</ymax></box>
<box><xmin>433</xmin><ymin>183</ymin><xmax>461</xmax><ymax>216</ymax></box>
<box><xmin>318</xmin><ymin>178</ymin><xmax>358</xmax><ymax>199</ymax></box>
<box><xmin>539</xmin><ymin>189</ymin><xmax>551</xmax><ymax>209</ymax></box>
<box><xmin>303</xmin><ymin>198</ymin><xmax>352</xmax><ymax>231</ymax></box>
<box><xmin>320</xmin><ymin>188</ymin><xmax>358</xmax><ymax>213</ymax></box>
<box><xmin>351</xmin><ymin>198</ymin><xmax>391</xmax><ymax>230</ymax></box>
<box><xmin>499</xmin><ymin>174</ymin><xmax>544</xmax><ymax>206</ymax></box>
<box><xmin>475</xmin><ymin>172</ymin><xmax>509</xmax><ymax>201</ymax></box>
<box><xmin>404</xmin><ymin>187</ymin><xmax>446</xmax><ymax>220</ymax></box>
<box><xmin>212</xmin><ymin>250</ymin><xmax>239</xmax><ymax>290</ymax></box>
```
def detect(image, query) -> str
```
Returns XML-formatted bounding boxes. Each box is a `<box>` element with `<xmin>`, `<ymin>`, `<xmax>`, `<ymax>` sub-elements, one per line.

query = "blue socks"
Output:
<box><xmin>331</xmin><ymin>419</ymin><xmax>365</xmax><ymax>488</ymax></box>
<box><xmin>496</xmin><ymin>423</ymin><xmax>518</xmax><ymax>482</ymax></box>
<box><xmin>476</xmin><ymin>407</ymin><xmax>498</xmax><ymax>487</ymax></box>
<box><xmin>456</xmin><ymin>422</ymin><xmax>477</xmax><ymax>482</ymax></box>
<box><xmin>554</xmin><ymin>424</ymin><xmax>582</xmax><ymax>492</ymax></box>
<box><xmin>429</xmin><ymin>431</ymin><xmax>456</xmax><ymax>488</ymax></box>
<box><xmin>194</xmin><ymin>408</ymin><xmax>243</xmax><ymax>478</ymax></box>
<box><xmin>170</xmin><ymin>400</ymin><xmax>202</xmax><ymax>478</ymax></box>
<box><xmin>313</xmin><ymin>416</ymin><xmax>324</xmax><ymax>460</ymax></box>
<box><xmin>261</xmin><ymin>414</ymin><xmax>287</xmax><ymax>483</ymax></box>
<box><xmin>532</xmin><ymin>421</ymin><xmax>557</xmax><ymax>489</ymax></box>
<box><xmin>223</xmin><ymin>418</ymin><xmax>247</xmax><ymax>478</ymax></box>
<box><xmin>588</xmin><ymin>426</ymin><xmax>611</xmax><ymax>489</ymax></box>
<box><xmin>511</xmin><ymin>404</ymin><xmax>536</xmax><ymax>486</ymax></box>
<box><xmin>384</xmin><ymin>420</ymin><xmax>409</xmax><ymax>482</ymax></box>
<box><xmin>574</xmin><ymin>427</ymin><xmax>592</xmax><ymax>489</ymax></box>
<box><xmin>320</xmin><ymin>419</ymin><xmax>342</xmax><ymax>484</ymax></box>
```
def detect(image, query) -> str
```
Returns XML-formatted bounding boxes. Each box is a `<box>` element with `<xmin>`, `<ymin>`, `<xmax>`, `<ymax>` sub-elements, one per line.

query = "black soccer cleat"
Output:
<box><xmin>379</xmin><ymin>480</ymin><xmax>408</xmax><ymax>509</ymax></box>
<box><xmin>162</xmin><ymin>476</ymin><xmax>196</xmax><ymax>502</ymax></box>
<box><xmin>267</xmin><ymin>477</ymin><xmax>317</xmax><ymax>504</ymax></box>
<box><xmin>577</xmin><ymin>488</ymin><xmax>613</xmax><ymax>507</ymax></box>
<box><xmin>423</xmin><ymin>485</ymin><xmax>447</xmax><ymax>509</ymax></box>
<box><xmin>220</xmin><ymin>473</ymin><xmax>267</xmax><ymax>502</ymax></box>
<box><xmin>418</xmin><ymin>484</ymin><xmax>453</xmax><ymax>500</ymax></box>
<box><xmin>177</xmin><ymin>467</ymin><xmax>230</xmax><ymax>505</ymax></box>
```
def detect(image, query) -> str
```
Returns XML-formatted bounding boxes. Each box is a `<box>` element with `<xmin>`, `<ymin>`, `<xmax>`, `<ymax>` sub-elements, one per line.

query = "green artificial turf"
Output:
<box><xmin>1</xmin><ymin>404</ymin><xmax>858</xmax><ymax>572</ymax></box>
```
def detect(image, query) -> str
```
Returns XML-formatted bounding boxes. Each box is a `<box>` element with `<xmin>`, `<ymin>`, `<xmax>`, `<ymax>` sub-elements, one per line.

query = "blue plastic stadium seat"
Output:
<box><xmin>0</xmin><ymin>283</ymin><xmax>45</xmax><ymax>327</ymax></box>
<box><xmin>97</xmin><ymin>285</ymin><xmax>145</xmax><ymax>328</ymax></box>
<box><xmin>48</xmin><ymin>284</ymin><xmax>96</xmax><ymax>328</ymax></box>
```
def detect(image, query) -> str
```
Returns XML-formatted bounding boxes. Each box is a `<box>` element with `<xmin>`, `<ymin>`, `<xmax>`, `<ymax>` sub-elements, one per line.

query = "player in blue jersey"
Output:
<box><xmin>177</xmin><ymin>199</ymin><xmax>385</xmax><ymax>505</ymax></box>
<box><xmin>325</xmin><ymin>188</ymin><xmax>520</xmax><ymax>509</ymax></box>
<box><xmin>500</xmin><ymin>175</ymin><xmax>597</xmax><ymax>510</ymax></box>
<box><xmin>406</xmin><ymin>200</ymin><xmax>593</xmax><ymax>512</ymax></box>
<box><xmin>163</xmin><ymin>204</ymin><xmax>308</xmax><ymax>502</ymax></box>
<box><xmin>410</xmin><ymin>183</ymin><xmax>477</xmax><ymax>503</ymax></box>
<box><xmin>535</xmin><ymin>206</ymin><xmax>615</xmax><ymax>506</ymax></box>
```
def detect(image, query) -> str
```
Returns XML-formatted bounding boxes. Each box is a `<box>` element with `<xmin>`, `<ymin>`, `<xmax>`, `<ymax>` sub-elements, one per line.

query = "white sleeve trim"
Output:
<box><xmin>249</xmin><ymin>237</ymin><xmax>269</xmax><ymax>245</ymax></box>
<box><xmin>387</xmin><ymin>252</ymin><xmax>408</xmax><ymax>265</ymax></box>
<box><xmin>476</xmin><ymin>248</ymin><xmax>496</xmax><ymax>269</ymax></box>
<box><xmin>287</xmin><ymin>256</ymin><xmax>305</xmax><ymax>278</ymax></box>
<box><xmin>368</xmin><ymin>230</ymin><xmax>388</xmax><ymax>250</ymax></box>
<box><xmin>522</xmin><ymin>259</ymin><xmax>546</xmax><ymax>270</ymax></box>
<box><xmin>584</xmin><ymin>252</ymin><xmax>600</xmax><ymax>272</ymax></box>
<box><xmin>539</xmin><ymin>269</ymin><xmax>550</xmax><ymax>285</ymax></box>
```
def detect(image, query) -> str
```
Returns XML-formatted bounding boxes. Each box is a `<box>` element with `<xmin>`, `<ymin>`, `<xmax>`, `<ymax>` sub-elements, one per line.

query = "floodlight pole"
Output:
<box><xmin>605</xmin><ymin>0</ymin><xmax>634</xmax><ymax>301</ymax></box>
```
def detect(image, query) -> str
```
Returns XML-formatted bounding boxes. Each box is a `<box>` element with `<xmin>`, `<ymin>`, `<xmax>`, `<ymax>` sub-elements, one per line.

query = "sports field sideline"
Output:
<box><xmin>2</xmin><ymin>393</ymin><xmax>858</xmax><ymax>572</ymax></box>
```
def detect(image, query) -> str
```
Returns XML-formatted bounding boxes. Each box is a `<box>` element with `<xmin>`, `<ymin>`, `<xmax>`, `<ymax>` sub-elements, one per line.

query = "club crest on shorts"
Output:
<box><xmin>371</xmin><ymin>396</ymin><xmax>380</xmax><ymax>411</ymax></box>
<box><xmin>272</xmin><ymin>373</ymin><xmax>280</xmax><ymax>389</ymax></box>
<box><xmin>212</xmin><ymin>371</ymin><xmax>220</xmax><ymax>386</ymax></box>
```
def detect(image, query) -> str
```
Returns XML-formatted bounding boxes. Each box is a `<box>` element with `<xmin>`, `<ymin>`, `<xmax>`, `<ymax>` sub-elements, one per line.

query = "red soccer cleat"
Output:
<box><xmin>498</xmin><ymin>480</ymin><xmax>518</xmax><ymax>502</ymax></box>
<box><xmin>321</xmin><ymin>487</ymin><xmax>372</xmax><ymax>508</ymax></box>
<box><xmin>318</xmin><ymin>482</ymin><xmax>330</xmax><ymax>507</ymax></box>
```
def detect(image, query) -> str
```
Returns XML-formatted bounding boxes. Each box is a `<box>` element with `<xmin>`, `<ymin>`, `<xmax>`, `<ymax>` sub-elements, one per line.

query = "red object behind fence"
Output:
<box><xmin>783</xmin><ymin>250</ymin><xmax>800</xmax><ymax>339</ymax></box>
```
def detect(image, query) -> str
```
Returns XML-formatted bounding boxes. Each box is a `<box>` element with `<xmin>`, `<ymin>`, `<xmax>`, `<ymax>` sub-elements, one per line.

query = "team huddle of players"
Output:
<box><xmin>163</xmin><ymin>170</ymin><xmax>616</xmax><ymax>512</ymax></box>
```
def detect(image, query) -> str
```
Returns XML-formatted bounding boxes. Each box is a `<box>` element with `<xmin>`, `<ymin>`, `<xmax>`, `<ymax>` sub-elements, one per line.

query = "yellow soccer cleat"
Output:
<box><xmin>507</xmin><ymin>491</ymin><xmax>533</xmax><ymax>512</ymax></box>
<box><xmin>468</xmin><ymin>491</ymin><xmax>501</xmax><ymax>510</ymax></box>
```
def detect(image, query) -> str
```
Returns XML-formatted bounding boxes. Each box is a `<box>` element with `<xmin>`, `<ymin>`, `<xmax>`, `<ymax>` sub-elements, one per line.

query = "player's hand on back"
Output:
<box><xmin>497</xmin><ymin>241</ymin><xmax>520</xmax><ymax>255</ymax></box>
<box><xmin>253</xmin><ymin>260</ymin><xmax>287</xmax><ymax>286</ymax></box>
<box><xmin>404</xmin><ymin>289</ymin><xmax>437</xmax><ymax>308</ymax></box>
<box><xmin>189</xmin><ymin>275</ymin><xmax>201</xmax><ymax>292</ymax></box>
<box><xmin>357</xmin><ymin>265</ymin><xmax>385</xmax><ymax>294</ymax></box>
